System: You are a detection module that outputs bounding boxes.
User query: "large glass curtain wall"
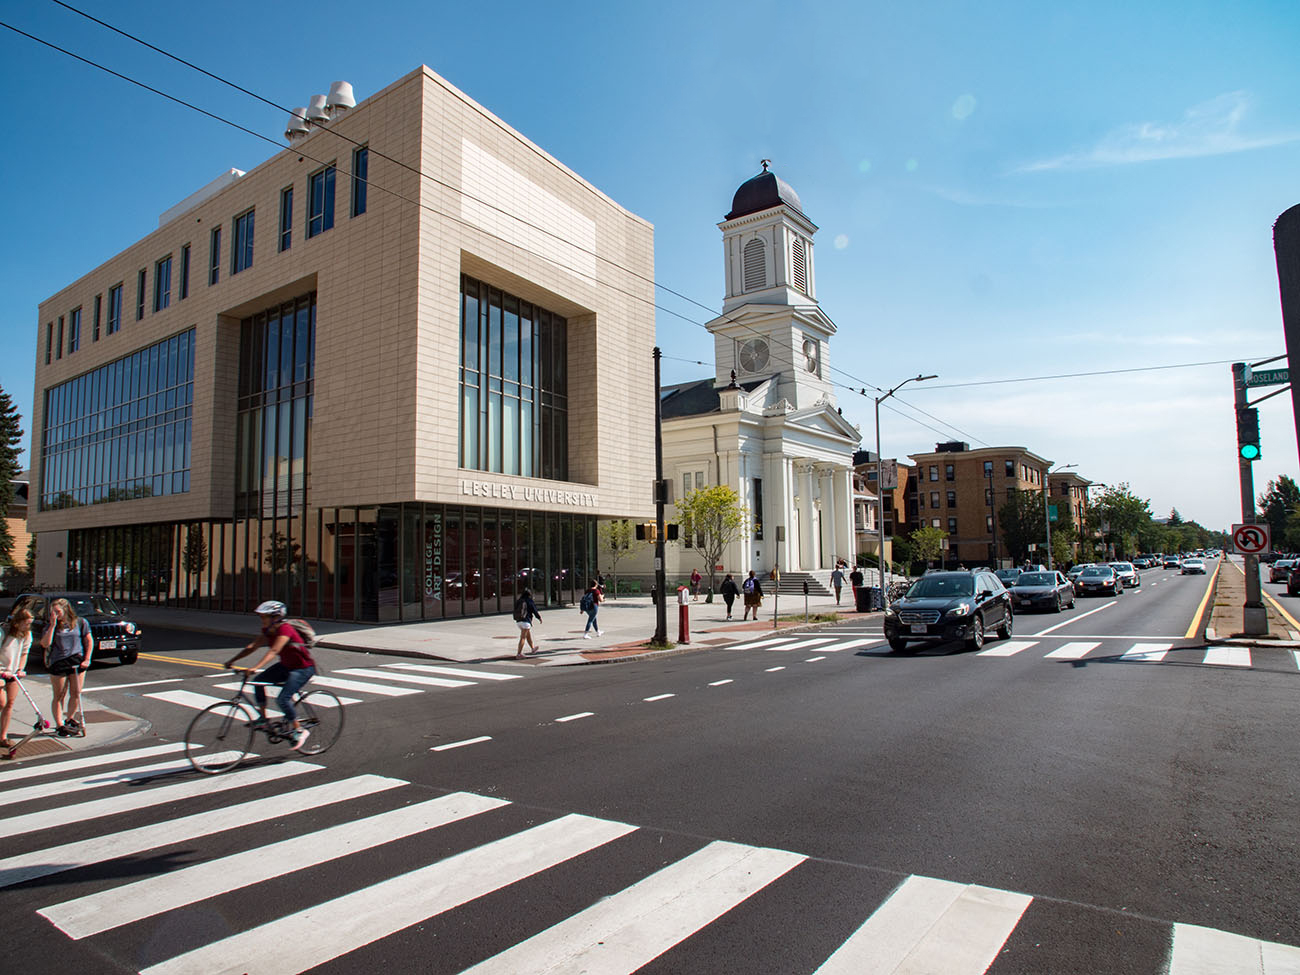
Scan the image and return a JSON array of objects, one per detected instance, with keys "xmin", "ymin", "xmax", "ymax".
[
  {"xmin": 460, "ymin": 275, "xmax": 569, "ymax": 480},
  {"xmin": 67, "ymin": 504, "xmax": 597, "ymax": 622},
  {"xmin": 40, "ymin": 329, "xmax": 195, "ymax": 509}
]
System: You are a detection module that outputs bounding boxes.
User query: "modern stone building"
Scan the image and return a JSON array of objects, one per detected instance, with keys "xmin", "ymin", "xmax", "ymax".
[{"xmin": 30, "ymin": 66, "xmax": 655, "ymax": 621}]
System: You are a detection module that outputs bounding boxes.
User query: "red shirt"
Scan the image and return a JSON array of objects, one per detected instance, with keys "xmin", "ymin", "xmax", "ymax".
[{"xmin": 265, "ymin": 622, "xmax": 315, "ymax": 670}]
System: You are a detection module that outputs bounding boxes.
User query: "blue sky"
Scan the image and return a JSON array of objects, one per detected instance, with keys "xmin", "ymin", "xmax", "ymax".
[{"xmin": 3, "ymin": 0, "xmax": 1299, "ymax": 530}]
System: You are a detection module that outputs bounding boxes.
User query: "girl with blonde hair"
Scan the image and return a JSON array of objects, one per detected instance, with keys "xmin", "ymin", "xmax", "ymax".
[
  {"xmin": 39, "ymin": 597, "xmax": 93, "ymax": 735},
  {"xmin": 0, "ymin": 607, "xmax": 33, "ymax": 749}
]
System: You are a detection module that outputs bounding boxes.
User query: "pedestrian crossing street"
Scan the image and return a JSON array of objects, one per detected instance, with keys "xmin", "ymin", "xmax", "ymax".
[
  {"xmin": 729, "ymin": 632, "xmax": 1300, "ymax": 669},
  {"xmin": 3, "ymin": 743, "xmax": 1297, "ymax": 974},
  {"xmin": 135, "ymin": 662, "xmax": 523, "ymax": 719}
]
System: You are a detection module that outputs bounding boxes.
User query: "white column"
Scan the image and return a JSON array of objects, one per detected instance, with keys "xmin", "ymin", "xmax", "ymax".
[
  {"xmin": 822, "ymin": 467, "xmax": 837, "ymax": 569},
  {"xmin": 800, "ymin": 463, "xmax": 816, "ymax": 570},
  {"xmin": 839, "ymin": 468, "xmax": 855, "ymax": 563}
]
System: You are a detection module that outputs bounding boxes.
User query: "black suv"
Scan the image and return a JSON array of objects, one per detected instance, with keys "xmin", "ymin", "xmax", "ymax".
[
  {"xmin": 8, "ymin": 592, "xmax": 143, "ymax": 665},
  {"xmin": 883, "ymin": 569, "xmax": 1014, "ymax": 652}
]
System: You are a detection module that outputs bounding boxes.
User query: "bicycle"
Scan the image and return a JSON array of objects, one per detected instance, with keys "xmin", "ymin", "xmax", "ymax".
[{"xmin": 184, "ymin": 668, "xmax": 344, "ymax": 773}]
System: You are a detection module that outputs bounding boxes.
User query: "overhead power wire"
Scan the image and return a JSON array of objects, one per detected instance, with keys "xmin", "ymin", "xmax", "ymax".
[
  {"xmin": 911, "ymin": 358, "xmax": 1268, "ymax": 390},
  {"xmin": 18, "ymin": 6, "xmax": 983, "ymax": 442}
]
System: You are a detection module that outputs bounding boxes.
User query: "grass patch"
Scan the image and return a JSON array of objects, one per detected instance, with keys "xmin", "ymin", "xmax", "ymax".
[
  {"xmin": 646, "ymin": 640, "xmax": 677, "ymax": 651},
  {"xmin": 777, "ymin": 613, "xmax": 842, "ymax": 624}
]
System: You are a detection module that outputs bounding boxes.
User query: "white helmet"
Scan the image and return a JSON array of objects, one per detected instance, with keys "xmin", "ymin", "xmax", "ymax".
[{"xmin": 254, "ymin": 600, "xmax": 287, "ymax": 618}]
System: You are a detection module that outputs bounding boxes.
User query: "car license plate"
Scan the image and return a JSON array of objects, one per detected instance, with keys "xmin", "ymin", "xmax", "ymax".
[
  {"xmin": 910, "ymin": 623, "xmax": 928, "ymax": 634},
  {"xmin": 1018, "ymin": 598, "xmax": 1032, "ymax": 606},
  {"xmin": 99, "ymin": 639, "xmax": 116, "ymax": 650}
]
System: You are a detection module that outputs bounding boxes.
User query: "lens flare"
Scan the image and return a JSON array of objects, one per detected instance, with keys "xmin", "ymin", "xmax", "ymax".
[{"xmin": 952, "ymin": 94, "xmax": 977, "ymax": 120}]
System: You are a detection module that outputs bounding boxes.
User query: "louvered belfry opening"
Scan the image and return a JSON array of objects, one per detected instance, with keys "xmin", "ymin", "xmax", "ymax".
[
  {"xmin": 743, "ymin": 238, "xmax": 766, "ymax": 292},
  {"xmin": 792, "ymin": 237, "xmax": 807, "ymax": 293}
]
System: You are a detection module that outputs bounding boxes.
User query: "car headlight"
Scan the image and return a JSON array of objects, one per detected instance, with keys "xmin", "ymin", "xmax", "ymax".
[
  {"xmin": 884, "ymin": 604, "xmax": 898, "ymax": 618},
  {"xmin": 124, "ymin": 622, "xmax": 137, "ymax": 634},
  {"xmin": 946, "ymin": 602, "xmax": 972, "ymax": 618}
]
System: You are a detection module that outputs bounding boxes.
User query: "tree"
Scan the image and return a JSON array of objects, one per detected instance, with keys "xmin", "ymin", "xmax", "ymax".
[
  {"xmin": 182, "ymin": 523, "xmax": 208, "ymax": 594},
  {"xmin": 910, "ymin": 525, "xmax": 946, "ymax": 570},
  {"xmin": 597, "ymin": 519, "xmax": 645, "ymax": 598},
  {"xmin": 1167, "ymin": 508, "xmax": 1184, "ymax": 526},
  {"xmin": 1087, "ymin": 483, "xmax": 1152, "ymax": 558},
  {"xmin": 1258, "ymin": 476, "xmax": 1300, "ymax": 543},
  {"xmin": 0, "ymin": 387, "xmax": 23, "ymax": 566},
  {"xmin": 675, "ymin": 485, "xmax": 747, "ymax": 594},
  {"xmin": 997, "ymin": 489, "xmax": 1047, "ymax": 563}
]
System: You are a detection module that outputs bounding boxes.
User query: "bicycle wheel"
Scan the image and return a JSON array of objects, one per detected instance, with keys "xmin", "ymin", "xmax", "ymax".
[
  {"xmin": 185, "ymin": 701, "xmax": 256, "ymax": 773},
  {"xmin": 294, "ymin": 690, "xmax": 344, "ymax": 756}
]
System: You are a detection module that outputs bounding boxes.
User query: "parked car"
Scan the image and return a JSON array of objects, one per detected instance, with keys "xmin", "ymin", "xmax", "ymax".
[
  {"xmin": 6, "ymin": 592, "xmax": 142, "ymax": 665},
  {"xmin": 1010, "ymin": 571, "xmax": 1076, "ymax": 613},
  {"xmin": 1269, "ymin": 558, "xmax": 1296, "ymax": 583},
  {"xmin": 1180, "ymin": 558, "xmax": 1207, "ymax": 575},
  {"xmin": 1163, "ymin": 556, "xmax": 1181, "ymax": 569},
  {"xmin": 883, "ymin": 570, "xmax": 1014, "ymax": 653},
  {"xmin": 1287, "ymin": 566, "xmax": 1300, "ymax": 596},
  {"xmin": 1075, "ymin": 565, "xmax": 1124, "ymax": 596},
  {"xmin": 1109, "ymin": 561, "xmax": 1141, "ymax": 588}
]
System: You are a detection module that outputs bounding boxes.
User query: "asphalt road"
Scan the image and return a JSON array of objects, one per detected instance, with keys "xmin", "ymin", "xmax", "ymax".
[{"xmin": 4, "ymin": 558, "xmax": 1298, "ymax": 974}]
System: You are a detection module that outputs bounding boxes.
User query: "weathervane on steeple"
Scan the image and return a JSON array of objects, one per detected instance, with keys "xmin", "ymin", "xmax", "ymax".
[{"xmin": 760, "ymin": 159, "xmax": 771, "ymax": 172}]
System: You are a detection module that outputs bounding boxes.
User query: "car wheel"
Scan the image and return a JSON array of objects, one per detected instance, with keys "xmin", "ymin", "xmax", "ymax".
[
  {"xmin": 118, "ymin": 651, "xmax": 138, "ymax": 665},
  {"xmin": 997, "ymin": 610, "xmax": 1013, "ymax": 640},
  {"xmin": 965, "ymin": 614, "xmax": 985, "ymax": 651},
  {"xmin": 888, "ymin": 637, "xmax": 911, "ymax": 653},
  {"xmin": 1053, "ymin": 595, "xmax": 1062, "ymax": 613}
]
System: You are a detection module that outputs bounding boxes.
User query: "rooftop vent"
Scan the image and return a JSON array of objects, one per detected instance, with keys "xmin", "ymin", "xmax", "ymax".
[
  {"xmin": 326, "ymin": 81, "xmax": 356, "ymax": 114},
  {"xmin": 285, "ymin": 107, "xmax": 310, "ymax": 143},
  {"xmin": 305, "ymin": 94, "xmax": 330, "ymax": 123}
]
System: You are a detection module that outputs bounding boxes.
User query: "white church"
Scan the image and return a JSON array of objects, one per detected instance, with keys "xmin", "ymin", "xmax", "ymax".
[{"xmin": 631, "ymin": 164, "xmax": 863, "ymax": 589}]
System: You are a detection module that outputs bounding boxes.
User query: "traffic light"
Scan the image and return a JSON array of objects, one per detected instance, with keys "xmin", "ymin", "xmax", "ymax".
[{"xmin": 1237, "ymin": 406, "xmax": 1261, "ymax": 461}]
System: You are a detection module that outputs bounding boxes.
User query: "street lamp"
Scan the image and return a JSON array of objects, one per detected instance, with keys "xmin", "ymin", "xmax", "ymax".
[
  {"xmin": 876, "ymin": 374, "xmax": 937, "ymax": 601},
  {"xmin": 1043, "ymin": 463, "xmax": 1077, "ymax": 570}
]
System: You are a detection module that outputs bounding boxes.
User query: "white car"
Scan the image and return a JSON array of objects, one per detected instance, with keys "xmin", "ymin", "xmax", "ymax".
[{"xmin": 1181, "ymin": 558, "xmax": 1206, "ymax": 575}]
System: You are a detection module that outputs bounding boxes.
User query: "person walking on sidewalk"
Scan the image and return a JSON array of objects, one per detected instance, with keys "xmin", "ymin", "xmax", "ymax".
[
  {"xmin": 741, "ymin": 570, "xmax": 763, "ymax": 621},
  {"xmin": 690, "ymin": 568, "xmax": 702, "ymax": 601},
  {"xmin": 0, "ymin": 608, "xmax": 33, "ymax": 749},
  {"xmin": 224, "ymin": 601, "xmax": 317, "ymax": 751},
  {"xmin": 830, "ymin": 564, "xmax": 846, "ymax": 606},
  {"xmin": 40, "ymin": 598, "xmax": 93, "ymax": 737},
  {"xmin": 581, "ymin": 579, "xmax": 603, "ymax": 638},
  {"xmin": 719, "ymin": 573, "xmax": 740, "ymax": 620},
  {"xmin": 514, "ymin": 587, "xmax": 542, "ymax": 657}
]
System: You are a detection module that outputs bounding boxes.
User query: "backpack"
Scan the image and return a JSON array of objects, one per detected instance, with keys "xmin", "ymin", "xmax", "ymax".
[
  {"xmin": 743, "ymin": 578, "xmax": 755, "ymax": 594},
  {"xmin": 579, "ymin": 591, "xmax": 595, "ymax": 613},
  {"xmin": 513, "ymin": 597, "xmax": 527, "ymax": 622},
  {"xmin": 283, "ymin": 618, "xmax": 319, "ymax": 651}
]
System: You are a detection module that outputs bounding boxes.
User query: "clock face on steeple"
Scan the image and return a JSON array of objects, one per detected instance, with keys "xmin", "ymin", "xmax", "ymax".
[{"xmin": 738, "ymin": 338, "xmax": 770, "ymax": 373}]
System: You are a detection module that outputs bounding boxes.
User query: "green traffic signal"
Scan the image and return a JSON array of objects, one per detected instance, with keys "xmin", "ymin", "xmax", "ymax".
[
  {"xmin": 1240, "ymin": 443, "xmax": 1261, "ymax": 461},
  {"xmin": 1237, "ymin": 406, "xmax": 1260, "ymax": 461}
]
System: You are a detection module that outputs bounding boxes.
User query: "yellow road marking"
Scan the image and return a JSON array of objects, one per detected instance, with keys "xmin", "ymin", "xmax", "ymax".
[
  {"xmin": 1263, "ymin": 591, "xmax": 1300, "ymax": 632},
  {"xmin": 138, "ymin": 652, "xmax": 226, "ymax": 670},
  {"xmin": 1185, "ymin": 560, "xmax": 1222, "ymax": 640}
]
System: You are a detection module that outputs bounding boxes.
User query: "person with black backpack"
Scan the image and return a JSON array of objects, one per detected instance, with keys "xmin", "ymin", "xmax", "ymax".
[
  {"xmin": 580, "ymin": 579, "xmax": 603, "ymax": 639},
  {"xmin": 224, "ymin": 600, "xmax": 317, "ymax": 751},
  {"xmin": 513, "ymin": 588, "xmax": 542, "ymax": 658}
]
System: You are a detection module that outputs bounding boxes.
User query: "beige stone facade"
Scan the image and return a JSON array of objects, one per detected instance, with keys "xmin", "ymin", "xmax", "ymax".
[{"xmin": 30, "ymin": 66, "xmax": 654, "ymax": 617}]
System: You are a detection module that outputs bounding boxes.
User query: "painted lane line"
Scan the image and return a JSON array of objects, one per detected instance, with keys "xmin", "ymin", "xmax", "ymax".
[
  {"xmin": 761, "ymin": 637, "xmax": 845, "ymax": 652},
  {"xmin": 1025, "ymin": 599, "xmax": 1114, "ymax": 637},
  {"xmin": 555, "ymin": 712, "xmax": 594, "ymax": 723},
  {"xmin": 812, "ymin": 874, "xmax": 1032, "ymax": 975},
  {"xmin": 764, "ymin": 666, "xmax": 785, "ymax": 672},
  {"xmin": 1203, "ymin": 647, "xmax": 1251, "ymax": 667},
  {"xmin": 459, "ymin": 840, "xmax": 806, "ymax": 975},
  {"xmin": 383, "ymin": 663, "xmax": 521, "ymax": 681},
  {"xmin": 1169, "ymin": 921, "xmax": 1300, "ymax": 974},
  {"xmin": 0, "ymin": 742, "xmax": 186, "ymax": 784},
  {"xmin": 88, "ymin": 677, "xmax": 186, "ymax": 693},
  {"xmin": 42, "ymin": 791, "xmax": 509, "ymax": 939},
  {"xmin": 140, "ymin": 814, "xmax": 637, "ymax": 975},
  {"xmin": 1044, "ymin": 642, "xmax": 1100, "ymax": 660},
  {"xmin": 727, "ymin": 637, "xmax": 804, "ymax": 651},
  {"xmin": 0, "ymin": 761, "xmax": 320, "ymax": 839},
  {"xmin": 0, "ymin": 755, "xmax": 208, "ymax": 809},
  {"xmin": 431, "ymin": 736, "xmax": 492, "ymax": 751},
  {"xmin": 1292, "ymin": 651, "xmax": 1300, "ymax": 671},
  {"xmin": 804, "ymin": 656, "xmax": 826, "ymax": 662},
  {"xmin": 1290, "ymin": 629, "xmax": 1300, "ymax": 641},
  {"xmin": 336, "ymin": 667, "xmax": 473, "ymax": 689},
  {"xmin": 976, "ymin": 640, "xmax": 1037, "ymax": 658},
  {"xmin": 643, "ymin": 693, "xmax": 675, "ymax": 702},
  {"xmin": 708, "ymin": 679, "xmax": 733, "ymax": 686},
  {"xmin": 0, "ymin": 774, "xmax": 404, "ymax": 889},
  {"xmin": 205, "ymin": 687, "xmax": 361, "ymax": 708},
  {"xmin": 1120, "ymin": 642, "xmax": 1171, "ymax": 663}
]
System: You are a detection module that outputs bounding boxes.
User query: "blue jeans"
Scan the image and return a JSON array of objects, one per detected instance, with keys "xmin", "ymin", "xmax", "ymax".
[
  {"xmin": 254, "ymin": 663, "xmax": 315, "ymax": 723},
  {"xmin": 584, "ymin": 608, "xmax": 599, "ymax": 632}
]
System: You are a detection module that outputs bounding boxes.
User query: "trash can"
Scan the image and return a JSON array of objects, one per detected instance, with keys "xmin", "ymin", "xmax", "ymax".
[{"xmin": 853, "ymin": 586, "xmax": 874, "ymax": 613}]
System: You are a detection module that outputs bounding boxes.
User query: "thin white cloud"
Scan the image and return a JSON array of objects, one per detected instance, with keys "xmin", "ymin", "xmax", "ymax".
[
  {"xmin": 1016, "ymin": 91, "xmax": 1299, "ymax": 173},
  {"xmin": 921, "ymin": 184, "xmax": 1063, "ymax": 208}
]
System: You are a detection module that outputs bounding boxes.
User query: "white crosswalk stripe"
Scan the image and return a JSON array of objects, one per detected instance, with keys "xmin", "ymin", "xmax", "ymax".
[
  {"xmin": 1121, "ymin": 643, "xmax": 1172, "ymax": 662},
  {"xmin": 0, "ymin": 741, "xmax": 187, "ymax": 784},
  {"xmin": 1203, "ymin": 647, "xmax": 1252, "ymax": 667},
  {"xmin": 382, "ymin": 663, "xmax": 523, "ymax": 681},
  {"xmin": 1045, "ymin": 641, "xmax": 1100, "ymax": 659},
  {"xmin": 335, "ymin": 666, "xmax": 474, "ymax": 688},
  {"xmin": 4, "ymin": 747, "xmax": 1297, "ymax": 974},
  {"xmin": 977, "ymin": 639, "xmax": 1038, "ymax": 657}
]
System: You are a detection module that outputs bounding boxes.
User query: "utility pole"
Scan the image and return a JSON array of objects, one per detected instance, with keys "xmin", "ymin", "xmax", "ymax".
[
  {"xmin": 1232, "ymin": 362, "xmax": 1268, "ymax": 636},
  {"xmin": 652, "ymin": 348, "xmax": 668, "ymax": 644}
]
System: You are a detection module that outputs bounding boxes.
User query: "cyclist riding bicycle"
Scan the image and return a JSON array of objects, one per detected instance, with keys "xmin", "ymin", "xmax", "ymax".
[{"xmin": 224, "ymin": 601, "xmax": 316, "ymax": 751}]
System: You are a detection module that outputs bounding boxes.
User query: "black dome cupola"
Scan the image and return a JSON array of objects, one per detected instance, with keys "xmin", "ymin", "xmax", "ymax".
[{"xmin": 725, "ymin": 160, "xmax": 804, "ymax": 220}]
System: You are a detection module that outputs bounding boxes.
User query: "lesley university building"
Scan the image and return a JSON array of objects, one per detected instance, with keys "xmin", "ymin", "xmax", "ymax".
[{"xmin": 31, "ymin": 66, "xmax": 655, "ymax": 621}]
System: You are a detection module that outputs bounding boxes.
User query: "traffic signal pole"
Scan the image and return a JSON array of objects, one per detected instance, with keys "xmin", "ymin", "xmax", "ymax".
[{"xmin": 1232, "ymin": 362, "xmax": 1268, "ymax": 636}]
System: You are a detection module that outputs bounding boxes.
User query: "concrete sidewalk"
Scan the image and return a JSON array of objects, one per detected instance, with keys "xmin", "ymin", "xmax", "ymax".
[
  {"xmin": 1206, "ymin": 556, "xmax": 1300, "ymax": 648},
  {"xmin": 2, "ymin": 675, "xmax": 150, "ymax": 763},
  {"xmin": 127, "ymin": 590, "xmax": 879, "ymax": 666}
]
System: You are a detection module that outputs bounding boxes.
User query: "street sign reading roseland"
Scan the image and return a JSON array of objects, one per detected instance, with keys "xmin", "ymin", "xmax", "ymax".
[{"xmin": 1244, "ymin": 366, "xmax": 1290, "ymax": 387}]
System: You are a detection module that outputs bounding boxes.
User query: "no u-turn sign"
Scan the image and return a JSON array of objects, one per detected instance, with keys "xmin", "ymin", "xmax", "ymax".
[{"xmin": 1231, "ymin": 523, "xmax": 1271, "ymax": 555}]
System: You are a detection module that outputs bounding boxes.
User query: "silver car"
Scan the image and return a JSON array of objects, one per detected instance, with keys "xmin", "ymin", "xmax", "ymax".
[{"xmin": 1109, "ymin": 561, "xmax": 1141, "ymax": 588}]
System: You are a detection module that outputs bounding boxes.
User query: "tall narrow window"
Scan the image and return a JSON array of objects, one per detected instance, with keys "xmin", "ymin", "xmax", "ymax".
[
  {"xmin": 154, "ymin": 255, "xmax": 172, "ymax": 311},
  {"xmin": 68, "ymin": 307, "xmax": 81, "ymax": 353},
  {"xmin": 107, "ymin": 283, "xmax": 122, "ymax": 334},
  {"xmin": 743, "ymin": 238, "xmax": 766, "ymax": 291},
  {"xmin": 307, "ymin": 164, "xmax": 335, "ymax": 238},
  {"xmin": 351, "ymin": 146, "xmax": 368, "ymax": 217},
  {"xmin": 56, "ymin": 317, "xmax": 64, "ymax": 359},
  {"xmin": 232, "ymin": 209, "xmax": 254, "ymax": 274},
  {"xmin": 209, "ymin": 227, "xmax": 221, "ymax": 285},
  {"xmin": 92, "ymin": 294, "xmax": 102, "ymax": 342},
  {"xmin": 279, "ymin": 186, "xmax": 293, "ymax": 252},
  {"xmin": 179, "ymin": 244, "xmax": 190, "ymax": 299},
  {"xmin": 792, "ymin": 237, "xmax": 807, "ymax": 293},
  {"xmin": 136, "ymin": 268, "xmax": 146, "ymax": 320},
  {"xmin": 752, "ymin": 477, "xmax": 764, "ymax": 539},
  {"xmin": 45, "ymin": 322, "xmax": 52, "ymax": 364}
]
